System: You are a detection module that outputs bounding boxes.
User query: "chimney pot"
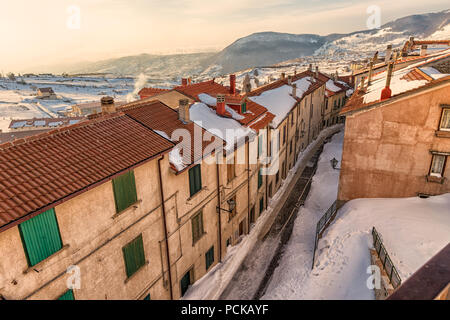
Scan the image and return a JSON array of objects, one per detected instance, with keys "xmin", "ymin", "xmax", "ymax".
[
  {"xmin": 230, "ymin": 74, "xmax": 236, "ymax": 95},
  {"xmin": 287, "ymin": 75, "xmax": 292, "ymax": 85},
  {"xmin": 281, "ymin": 72, "xmax": 286, "ymax": 80},
  {"xmin": 178, "ymin": 99, "xmax": 190, "ymax": 123},
  {"xmin": 182, "ymin": 78, "xmax": 188, "ymax": 86},
  {"xmin": 216, "ymin": 94, "xmax": 226, "ymax": 116},
  {"xmin": 315, "ymin": 66, "xmax": 319, "ymax": 78},
  {"xmin": 101, "ymin": 96, "xmax": 116, "ymax": 114},
  {"xmin": 308, "ymin": 64, "xmax": 313, "ymax": 71},
  {"xmin": 420, "ymin": 45, "xmax": 428, "ymax": 56},
  {"xmin": 292, "ymin": 83, "xmax": 297, "ymax": 97},
  {"xmin": 385, "ymin": 44, "xmax": 393, "ymax": 63}
]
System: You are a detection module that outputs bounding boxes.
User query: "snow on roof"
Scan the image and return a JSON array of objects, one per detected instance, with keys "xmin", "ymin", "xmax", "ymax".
[
  {"xmin": 189, "ymin": 102, "xmax": 255, "ymax": 152},
  {"xmin": 248, "ymin": 77, "xmax": 313, "ymax": 128},
  {"xmin": 326, "ymin": 79, "xmax": 342, "ymax": 93},
  {"xmin": 198, "ymin": 93, "xmax": 245, "ymax": 121},
  {"xmin": 419, "ymin": 66, "xmax": 449, "ymax": 80}
]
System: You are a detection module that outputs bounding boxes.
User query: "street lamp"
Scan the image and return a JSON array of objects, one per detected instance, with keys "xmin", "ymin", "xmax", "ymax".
[
  {"xmin": 217, "ymin": 199, "xmax": 236, "ymax": 213},
  {"xmin": 331, "ymin": 158, "xmax": 340, "ymax": 170}
]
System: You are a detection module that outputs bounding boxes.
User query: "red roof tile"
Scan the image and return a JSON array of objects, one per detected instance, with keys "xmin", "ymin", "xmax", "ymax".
[
  {"xmin": 138, "ymin": 87, "xmax": 170, "ymax": 99},
  {"xmin": 174, "ymin": 80, "xmax": 236, "ymax": 100},
  {"xmin": 0, "ymin": 114, "xmax": 174, "ymax": 232},
  {"xmin": 120, "ymin": 100, "xmax": 224, "ymax": 172}
]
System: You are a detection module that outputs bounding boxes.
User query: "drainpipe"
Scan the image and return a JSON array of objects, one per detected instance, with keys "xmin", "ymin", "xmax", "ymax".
[
  {"xmin": 265, "ymin": 127, "xmax": 269, "ymax": 209},
  {"xmin": 294, "ymin": 103, "xmax": 298, "ymax": 163},
  {"xmin": 247, "ymin": 140, "xmax": 251, "ymax": 232},
  {"xmin": 157, "ymin": 156, "xmax": 174, "ymax": 300},
  {"xmin": 285, "ymin": 120, "xmax": 289, "ymax": 178},
  {"xmin": 216, "ymin": 160, "xmax": 223, "ymax": 263}
]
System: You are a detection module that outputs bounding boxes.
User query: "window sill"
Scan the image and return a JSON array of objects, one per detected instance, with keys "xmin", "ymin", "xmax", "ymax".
[
  {"xmin": 124, "ymin": 261, "xmax": 149, "ymax": 284},
  {"xmin": 23, "ymin": 244, "xmax": 70, "ymax": 274},
  {"xmin": 426, "ymin": 175, "xmax": 445, "ymax": 184},
  {"xmin": 187, "ymin": 187, "xmax": 207, "ymax": 201},
  {"xmin": 112, "ymin": 200, "xmax": 142, "ymax": 219},
  {"xmin": 435, "ymin": 130, "xmax": 450, "ymax": 138}
]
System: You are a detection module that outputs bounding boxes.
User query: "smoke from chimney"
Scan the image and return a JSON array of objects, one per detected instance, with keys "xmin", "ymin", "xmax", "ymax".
[{"xmin": 126, "ymin": 73, "xmax": 148, "ymax": 103}]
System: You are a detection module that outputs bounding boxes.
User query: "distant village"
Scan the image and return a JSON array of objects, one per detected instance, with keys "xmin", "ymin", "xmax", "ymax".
[{"xmin": 0, "ymin": 37, "xmax": 449, "ymax": 301}]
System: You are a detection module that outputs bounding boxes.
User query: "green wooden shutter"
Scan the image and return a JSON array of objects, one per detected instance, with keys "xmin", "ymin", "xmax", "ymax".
[
  {"xmin": 113, "ymin": 171, "xmax": 138, "ymax": 213},
  {"xmin": 258, "ymin": 135, "xmax": 263, "ymax": 158},
  {"xmin": 189, "ymin": 165, "xmax": 202, "ymax": 197},
  {"xmin": 122, "ymin": 235, "xmax": 146, "ymax": 278},
  {"xmin": 58, "ymin": 290, "xmax": 75, "ymax": 301},
  {"xmin": 19, "ymin": 208, "xmax": 63, "ymax": 267},
  {"xmin": 205, "ymin": 246, "xmax": 215, "ymax": 270},
  {"xmin": 258, "ymin": 169, "xmax": 263, "ymax": 189}
]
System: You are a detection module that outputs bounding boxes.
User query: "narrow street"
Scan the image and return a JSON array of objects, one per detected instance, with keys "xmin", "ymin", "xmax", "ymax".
[{"xmin": 219, "ymin": 137, "xmax": 332, "ymax": 300}]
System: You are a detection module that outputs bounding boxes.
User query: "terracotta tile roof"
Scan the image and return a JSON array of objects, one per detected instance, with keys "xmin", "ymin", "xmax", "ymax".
[
  {"xmin": 120, "ymin": 100, "xmax": 224, "ymax": 172},
  {"xmin": 400, "ymin": 68, "xmax": 430, "ymax": 82},
  {"xmin": 174, "ymin": 80, "xmax": 236, "ymax": 100},
  {"xmin": 138, "ymin": 87, "xmax": 170, "ymax": 99},
  {"xmin": 0, "ymin": 114, "xmax": 174, "ymax": 232}
]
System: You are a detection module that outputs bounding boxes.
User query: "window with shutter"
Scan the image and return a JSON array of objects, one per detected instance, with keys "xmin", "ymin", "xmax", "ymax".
[
  {"xmin": 205, "ymin": 246, "xmax": 215, "ymax": 271},
  {"xmin": 440, "ymin": 108, "xmax": 450, "ymax": 131},
  {"xmin": 122, "ymin": 234, "xmax": 146, "ymax": 278},
  {"xmin": 189, "ymin": 165, "xmax": 202, "ymax": 197},
  {"xmin": 260, "ymin": 197, "xmax": 264, "ymax": 214},
  {"xmin": 19, "ymin": 208, "xmax": 63, "ymax": 267},
  {"xmin": 258, "ymin": 135, "xmax": 263, "ymax": 159},
  {"xmin": 112, "ymin": 171, "xmax": 138, "ymax": 213},
  {"xmin": 430, "ymin": 154, "xmax": 446, "ymax": 178},
  {"xmin": 192, "ymin": 212, "xmax": 204, "ymax": 244},
  {"xmin": 258, "ymin": 169, "xmax": 263, "ymax": 189},
  {"xmin": 58, "ymin": 290, "xmax": 75, "ymax": 300}
]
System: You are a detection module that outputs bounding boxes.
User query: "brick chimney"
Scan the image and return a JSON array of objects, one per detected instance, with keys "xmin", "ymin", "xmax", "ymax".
[
  {"xmin": 308, "ymin": 64, "xmax": 313, "ymax": 71},
  {"xmin": 385, "ymin": 44, "xmax": 392, "ymax": 63},
  {"xmin": 101, "ymin": 96, "xmax": 116, "ymax": 114},
  {"xmin": 230, "ymin": 74, "xmax": 236, "ymax": 95},
  {"xmin": 420, "ymin": 45, "xmax": 428, "ymax": 56},
  {"xmin": 287, "ymin": 75, "xmax": 292, "ymax": 85},
  {"xmin": 178, "ymin": 99, "xmax": 190, "ymax": 123},
  {"xmin": 216, "ymin": 94, "xmax": 226, "ymax": 116},
  {"xmin": 380, "ymin": 63, "xmax": 394, "ymax": 101},
  {"xmin": 281, "ymin": 72, "xmax": 286, "ymax": 80},
  {"xmin": 360, "ymin": 76, "xmax": 366, "ymax": 90},
  {"xmin": 182, "ymin": 78, "xmax": 188, "ymax": 86}
]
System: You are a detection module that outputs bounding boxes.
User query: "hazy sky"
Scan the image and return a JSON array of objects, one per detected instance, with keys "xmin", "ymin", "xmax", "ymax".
[{"xmin": 1, "ymin": 0, "xmax": 449, "ymax": 72}]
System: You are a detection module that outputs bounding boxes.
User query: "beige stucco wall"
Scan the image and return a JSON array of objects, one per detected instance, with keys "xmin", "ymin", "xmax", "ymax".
[
  {"xmin": 0, "ymin": 158, "xmax": 170, "ymax": 300},
  {"xmin": 338, "ymin": 84, "xmax": 450, "ymax": 201}
]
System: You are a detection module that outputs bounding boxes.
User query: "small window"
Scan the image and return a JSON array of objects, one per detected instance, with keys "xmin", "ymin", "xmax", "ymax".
[
  {"xmin": 258, "ymin": 169, "xmax": 263, "ymax": 189},
  {"xmin": 144, "ymin": 294, "xmax": 151, "ymax": 301},
  {"xmin": 226, "ymin": 238, "xmax": 232, "ymax": 247},
  {"xmin": 113, "ymin": 171, "xmax": 138, "ymax": 213},
  {"xmin": 192, "ymin": 211, "xmax": 205, "ymax": 244},
  {"xmin": 439, "ymin": 108, "xmax": 450, "ymax": 131},
  {"xmin": 189, "ymin": 165, "xmax": 202, "ymax": 197},
  {"xmin": 122, "ymin": 234, "xmax": 146, "ymax": 278},
  {"xmin": 205, "ymin": 246, "xmax": 215, "ymax": 271},
  {"xmin": 430, "ymin": 154, "xmax": 446, "ymax": 178},
  {"xmin": 180, "ymin": 269, "xmax": 193, "ymax": 297},
  {"xmin": 19, "ymin": 208, "xmax": 63, "ymax": 267},
  {"xmin": 58, "ymin": 290, "xmax": 75, "ymax": 301}
]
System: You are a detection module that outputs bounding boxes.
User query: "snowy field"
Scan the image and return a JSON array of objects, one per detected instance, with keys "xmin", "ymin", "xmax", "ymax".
[
  {"xmin": 262, "ymin": 132, "xmax": 450, "ymax": 300},
  {"xmin": 0, "ymin": 75, "xmax": 135, "ymax": 132}
]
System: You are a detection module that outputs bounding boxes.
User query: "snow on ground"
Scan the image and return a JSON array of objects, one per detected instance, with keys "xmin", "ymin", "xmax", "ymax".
[
  {"xmin": 262, "ymin": 131, "xmax": 450, "ymax": 300},
  {"xmin": 182, "ymin": 125, "xmax": 343, "ymax": 300},
  {"xmin": 0, "ymin": 76, "xmax": 134, "ymax": 132}
]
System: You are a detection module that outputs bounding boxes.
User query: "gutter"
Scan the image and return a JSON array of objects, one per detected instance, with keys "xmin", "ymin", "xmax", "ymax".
[{"xmin": 157, "ymin": 156, "xmax": 174, "ymax": 300}]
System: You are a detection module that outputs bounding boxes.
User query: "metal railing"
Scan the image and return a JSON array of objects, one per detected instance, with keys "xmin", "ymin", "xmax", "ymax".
[
  {"xmin": 311, "ymin": 200, "xmax": 338, "ymax": 269},
  {"xmin": 372, "ymin": 227, "xmax": 402, "ymax": 289}
]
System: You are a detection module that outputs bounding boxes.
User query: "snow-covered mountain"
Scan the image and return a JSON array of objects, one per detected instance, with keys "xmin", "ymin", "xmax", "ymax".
[
  {"xmin": 37, "ymin": 10, "xmax": 449, "ymax": 77},
  {"xmin": 316, "ymin": 10, "xmax": 449, "ymax": 56}
]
